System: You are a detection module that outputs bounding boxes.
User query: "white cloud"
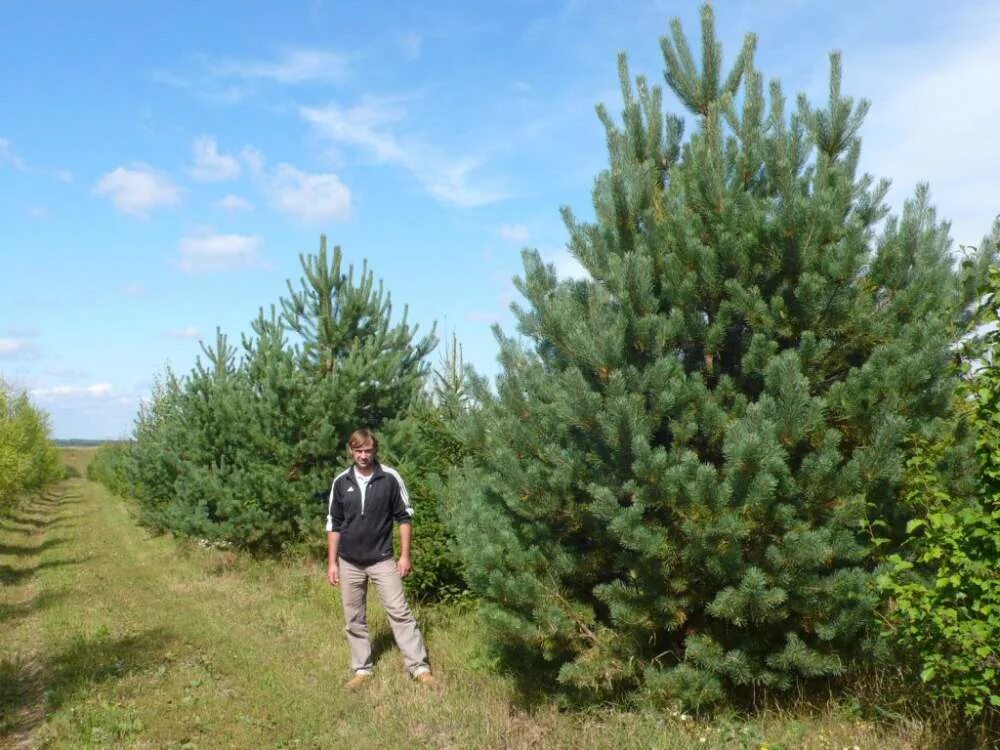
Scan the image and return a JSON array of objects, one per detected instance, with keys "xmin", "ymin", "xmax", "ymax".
[
  {"xmin": 189, "ymin": 135, "xmax": 241, "ymax": 182},
  {"xmin": 500, "ymin": 223, "xmax": 529, "ymax": 243},
  {"xmin": 302, "ymin": 98, "xmax": 407, "ymax": 160},
  {"xmin": 153, "ymin": 68, "xmax": 246, "ymax": 105},
  {"xmin": 229, "ymin": 142, "xmax": 347, "ymax": 224},
  {"xmin": 0, "ymin": 338, "xmax": 39, "ymax": 360},
  {"xmin": 422, "ymin": 157, "xmax": 502, "ymax": 208},
  {"xmin": 28, "ymin": 207, "xmax": 47, "ymax": 220},
  {"xmin": 0, "ymin": 139, "xmax": 71, "ymax": 183},
  {"xmin": 0, "ymin": 138, "xmax": 27, "ymax": 170},
  {"xmin": 543, "ymin": 248, "xmax": 588, "ymax": 281},
  {"xmin": 155, "ymin": 48, "xmax": 347, "ymax": 104},
  {"xmin": 163, "ymin": 326, "xmax": 201, "ymax": 339},
  {"xmin": 31, "ymin": 383, "xmax": 113, "ymax": 399},
  {"xmin": 94, "ymin": 163, "xmax": 182, "ymax": 217},
  {"xmin": 241, "ymin": 146, "xmax": 265, "ymax": 174},
  {"xmin": 120, "ymin": 284, "xmax": 145, "ymax": 297},
  {"xmin": 301, "ymin": 98, "xmax": 506, "ymax": 207},
  {"xmin": 178, "ymin": 229, "xmax": 266, "ymax": 273},
  {"xmin": 214, "ymin": 48, "xmax": 349, "ymax": 84},
  {"xmin": 215, "ymin": 194, "xmax": 253, "ymax": 212},
  {"xmin": 265, "ymin": 163, "xmax": 351, "ymax": 224}
]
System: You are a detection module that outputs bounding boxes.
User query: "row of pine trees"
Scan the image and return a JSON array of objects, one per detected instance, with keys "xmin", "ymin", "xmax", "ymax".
[{"xmin": 90, "ymin": 6, "xmax": 999, "ymax": 719}]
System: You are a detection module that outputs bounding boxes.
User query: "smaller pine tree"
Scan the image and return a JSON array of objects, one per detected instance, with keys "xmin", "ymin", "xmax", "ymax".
[
  {"xmin": 128, "ymin": 237, "xmax": 436, "ymax": 552},
  {"xmin": 387, "ymin": 333, "xmax": 481, "ymax": 601}
]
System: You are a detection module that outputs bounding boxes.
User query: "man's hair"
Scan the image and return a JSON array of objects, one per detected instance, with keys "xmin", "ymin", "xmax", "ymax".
[{"xmin": 347, "ymin": 428, "xmax": 378, "ymax": 453}]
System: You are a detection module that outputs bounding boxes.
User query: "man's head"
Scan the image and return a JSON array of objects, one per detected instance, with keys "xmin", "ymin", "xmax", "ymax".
[{"xmin": 347, "ymin": 428, "xmax": 378, "ymax": 473}]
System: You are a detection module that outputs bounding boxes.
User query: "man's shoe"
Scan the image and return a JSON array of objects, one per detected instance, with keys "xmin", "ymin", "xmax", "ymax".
[
  {"xmin": 345, "ymin": 671, "xmax": 371, "ymax": 690},
  {"xmin": 415, "ymin": 670, "xmax": 436, "ymax": 687}
]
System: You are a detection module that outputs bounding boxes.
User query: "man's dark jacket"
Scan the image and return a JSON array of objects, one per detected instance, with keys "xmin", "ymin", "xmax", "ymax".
[{"xmin": 326, "ymin": 463, "xmax": 412, "ymax": 566}]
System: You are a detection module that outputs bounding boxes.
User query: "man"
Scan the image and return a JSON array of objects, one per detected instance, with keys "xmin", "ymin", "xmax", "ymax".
[{"xmin": 326, "ymin": 428, "xmax": 435, "ymax": 689}]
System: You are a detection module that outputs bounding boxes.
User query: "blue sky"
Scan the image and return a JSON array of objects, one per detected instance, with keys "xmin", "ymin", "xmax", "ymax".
[{"xmin": 2, "ymin": 1, "xmax": 999, "ymax": 439}]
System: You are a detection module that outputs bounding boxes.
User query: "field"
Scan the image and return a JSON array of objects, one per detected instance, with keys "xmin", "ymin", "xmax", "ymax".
[{"xmin": 0, "ymin": 449, "xmax": 939, "ymax": 748}]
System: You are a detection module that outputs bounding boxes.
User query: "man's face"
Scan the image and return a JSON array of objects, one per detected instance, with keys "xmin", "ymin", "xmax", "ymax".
[{"xmin": 351, "ymin": 439, "xmax": 376, "ymax": 470}]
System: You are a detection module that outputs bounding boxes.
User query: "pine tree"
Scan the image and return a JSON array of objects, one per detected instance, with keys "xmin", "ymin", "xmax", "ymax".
[
  {"xmin": 447, "ymin": 5, "xmax": 988, "ymax": 709},
  {"xmin": 387, "ymin": 333, "xmax": 481, "ymax": 601},
  {"xmin": 281, "ymin": 236, "xmax": 436, "ymax": 492},
  {"xmin": 128, "ymin": 237, "xmax": 436, "ymax": 552},
  {"xmin": 130, "ymin": 367, "xmax": 186, "ymax": 527}
]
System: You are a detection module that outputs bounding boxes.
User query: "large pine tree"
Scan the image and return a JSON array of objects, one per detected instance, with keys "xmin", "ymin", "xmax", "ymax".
[{"xmin": 447, "ymin": 6, "xmax": 988, "ymax": 708}]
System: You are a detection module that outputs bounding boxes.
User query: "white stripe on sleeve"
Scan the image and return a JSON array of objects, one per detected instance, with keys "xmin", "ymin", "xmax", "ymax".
[{"xmin": 382, "ymin": 465, "xmax": 413, "ymax": 517}]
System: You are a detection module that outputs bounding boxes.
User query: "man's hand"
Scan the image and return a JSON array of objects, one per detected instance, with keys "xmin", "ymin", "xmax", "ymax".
[
  {"xmin": 327, "ymin": 531, "xmax": 340, "ymax": 586},
  {"xmin": 397, "ymin": 555, "xmax": 412, "ymax": 579}
]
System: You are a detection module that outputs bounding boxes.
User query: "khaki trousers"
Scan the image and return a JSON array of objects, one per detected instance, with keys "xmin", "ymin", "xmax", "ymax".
[{"xmin": 338, "ymin": 557, "xmax": 429, "ymax": 676}]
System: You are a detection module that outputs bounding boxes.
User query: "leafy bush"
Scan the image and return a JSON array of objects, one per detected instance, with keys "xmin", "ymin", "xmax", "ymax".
[
  {"xmin": 87, "ymin": 442, "xmax": 134, "ymax": 497},
  {"xmin": 880, "ymin": 263, "xmax": 1000, "ymax": 721},
  {"xmin": 0, "ymin": 379, "xmax": 61, "ymax": 508}
]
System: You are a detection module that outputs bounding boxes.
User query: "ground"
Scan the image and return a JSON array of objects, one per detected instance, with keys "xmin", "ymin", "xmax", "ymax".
[{"xmin": 0, "ymin": 448, "xmax": 931, "ymax": 749}]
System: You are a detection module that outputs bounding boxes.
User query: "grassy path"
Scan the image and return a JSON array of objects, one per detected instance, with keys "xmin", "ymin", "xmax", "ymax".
[
  {"xmin": 0, "ymin": 450, "xmax": 926, "ymax": 749},
  {"xmin": 0, "ymin": 485, "xmax": 63, "ymax": 748}
]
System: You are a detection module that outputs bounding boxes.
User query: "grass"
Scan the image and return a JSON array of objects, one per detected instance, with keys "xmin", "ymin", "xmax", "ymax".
[{"xmin": 0, "ymin": 448, "xmax": 969, "ymax": 748}]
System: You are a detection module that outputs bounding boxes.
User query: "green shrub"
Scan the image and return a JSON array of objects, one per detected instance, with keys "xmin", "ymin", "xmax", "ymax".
[
  {"xmin": 87, "ymin": 442, "xmax": 134, "ymax": 497},
  {"xmin": 880, "ymin": 264, "xmax": 1000, "ymax": 722},
  {"xmin": 0, "ymin": 379, "xmax": 61, "ymax": 508}
]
